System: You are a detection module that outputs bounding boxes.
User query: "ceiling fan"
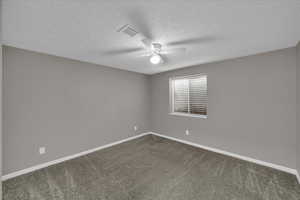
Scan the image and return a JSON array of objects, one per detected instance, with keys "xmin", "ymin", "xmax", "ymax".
[
  {"xmin": 102, "ymin": 20, "xmax": 216, "ymax": 65},
  {"xmin": 116, "ymin": 24, "xmax": 186, "ymax": 65}
]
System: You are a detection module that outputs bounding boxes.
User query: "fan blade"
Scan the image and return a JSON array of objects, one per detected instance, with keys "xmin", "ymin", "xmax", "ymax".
[
  {"xmin": 137, "ymin": 51, "xmax": 152, "ymax": 57},
  {"xmin": 126, "ymin": 9, "xmax": 155, "ymax": 49},
  {"xmin": 140, "ymin": 37, "xmax": 152, "ymax": 49},
  {"xmin": 127, "ymin": 9, "xmax": 153, "ymax": 40},
  {"xmin": 160, "ymin": 47, "xmax": 186, "ymax": 55},
  {"xmin": 167, "ymin": 36, "xmax": 216, "ymax": 46},
  {"xmin": 101, "ymin": 47, "xmax": 143, "ymax": 56}
]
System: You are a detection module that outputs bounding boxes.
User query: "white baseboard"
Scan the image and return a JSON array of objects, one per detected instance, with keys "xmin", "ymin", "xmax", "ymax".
[
  {"xmin": 149, "ymin": 132, "xmax": 299, "ymax": 179},
  {"xmin": 3, "ymin": 131, "xmax": 299, "ymax": 185},
  {"xmin": 296, "ymin": 171, "xmax": 300, "ymax": 184},
  {"xmin": 2, "ymin": 132, "xmax": 150, "ymax": 181}
]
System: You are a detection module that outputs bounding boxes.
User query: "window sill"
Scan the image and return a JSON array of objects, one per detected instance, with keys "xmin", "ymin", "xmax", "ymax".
[{"xmin": 169, "ymin": 112, "xmax": 207, "ymax": 119}]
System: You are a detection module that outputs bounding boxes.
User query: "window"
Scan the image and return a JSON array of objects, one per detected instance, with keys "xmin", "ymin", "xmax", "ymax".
[{"xmin": 170, "ymin": 74, "xmax": 207, "ymax": 118}]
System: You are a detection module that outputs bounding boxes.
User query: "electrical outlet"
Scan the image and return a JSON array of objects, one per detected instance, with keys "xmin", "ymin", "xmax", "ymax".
[
  {"xmin": 39, "ymin": 147, "xmax": 46, "ymax": 155},
  {"xmin": 134, "ymin": 126, "xmax": 138, "ymax": 131},
  {"xmin": 185, "ymin": 129, "xmax": 190, "ymax": 136}
]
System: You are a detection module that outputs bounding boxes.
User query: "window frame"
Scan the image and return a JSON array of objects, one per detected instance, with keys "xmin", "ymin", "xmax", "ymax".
[{"xmin": 169, "ymin": 74, "xmax": 208, "ymax": 119}]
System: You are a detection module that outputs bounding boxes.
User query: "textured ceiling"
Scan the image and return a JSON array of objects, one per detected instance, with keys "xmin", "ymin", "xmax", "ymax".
[{"xmin": 2, "ymin": 0, "xmax": 300, "ymax": 74}]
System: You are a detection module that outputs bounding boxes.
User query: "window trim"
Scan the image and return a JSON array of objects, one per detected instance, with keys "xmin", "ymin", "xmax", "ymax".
[
  {"xmin": 169, "ymin": 112, "xmax": 208, "ymax": 119},
  {"xmin": 169, "ymin": 74, "xmax": 208, "ymax": 119}
]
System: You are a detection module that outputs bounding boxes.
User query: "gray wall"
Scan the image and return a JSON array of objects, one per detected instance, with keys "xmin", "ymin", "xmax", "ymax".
[
  {"xmin": 0, "ymin": 0, "xmax": 3, "ymax": 197},
  {"xmin": 3, "ymin": 44, "xmax": 299, "ymax": 177},
  {"xmin": 297, "ymin": 42, "xmax": 300, "ymax": 174},
  {"xmin": 3, "ymin": 46, "xmax": 150, "ymax": 175},
  {"xmin": 150, "ymin": 48, "xmax": 297, "ymax": 169}
]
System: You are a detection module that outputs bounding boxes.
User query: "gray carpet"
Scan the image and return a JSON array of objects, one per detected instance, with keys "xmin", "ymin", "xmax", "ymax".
[{"xmin": 3, "ymin": 134, "xmax": 300, "ymax": 200}]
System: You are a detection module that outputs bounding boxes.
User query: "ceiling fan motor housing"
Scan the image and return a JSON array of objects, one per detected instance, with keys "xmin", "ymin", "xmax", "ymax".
[{"xmin": 151, "ymin": 43, "xmax": 162, "ymax": 53}]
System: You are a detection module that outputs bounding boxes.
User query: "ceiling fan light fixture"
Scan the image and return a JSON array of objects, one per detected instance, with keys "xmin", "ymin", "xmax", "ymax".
[{"xmin": 150, "ymin": 54, "xmax": 162, "ymax": 64}]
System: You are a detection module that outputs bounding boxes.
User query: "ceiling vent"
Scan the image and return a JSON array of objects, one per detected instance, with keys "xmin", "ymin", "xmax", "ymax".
[{"xmin": 117, "ymin": 24, "xmax": 139, "ymax": 37}]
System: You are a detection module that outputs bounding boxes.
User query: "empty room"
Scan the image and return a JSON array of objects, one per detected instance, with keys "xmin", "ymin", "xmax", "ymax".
[{"xmin": 1, "ymin": 0, "xmax": 300, "ymax": 199}]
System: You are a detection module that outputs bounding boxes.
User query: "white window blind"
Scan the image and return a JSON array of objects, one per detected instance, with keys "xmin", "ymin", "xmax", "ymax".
[{"xmin": 170, "ymin": 74, "xmax": 207, "ymax": 117}]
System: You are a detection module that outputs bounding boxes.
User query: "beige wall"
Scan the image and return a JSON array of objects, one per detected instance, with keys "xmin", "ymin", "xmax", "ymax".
[
  {"xmin": 3, "ymin": 46, "xmax": 150, "ymax": 175},
  {"xmin": 150, "ymin": 48, "xmax": 297, "ymax": 169}
]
